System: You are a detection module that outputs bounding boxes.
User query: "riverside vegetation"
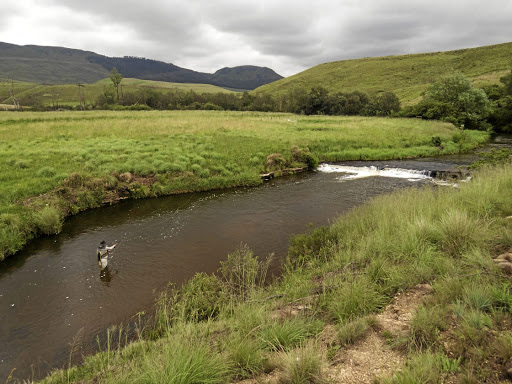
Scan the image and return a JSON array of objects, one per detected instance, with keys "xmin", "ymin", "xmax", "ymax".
[
  {"xmin": 0, "ymin": 110, "xmax": 488, "ymax": 261},
  {"xmin": 34, "ymin": 163, "xmax": 512, "ymax": 383}
]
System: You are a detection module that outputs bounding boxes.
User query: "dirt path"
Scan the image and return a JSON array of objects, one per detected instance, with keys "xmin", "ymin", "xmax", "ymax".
[
  {"xmin": 325, "ymin": 284, "xmax": 433, "ymax": 383},
  {"xmin": 235, "ymin": 284, "xmax": 433, "ymax": 384}
]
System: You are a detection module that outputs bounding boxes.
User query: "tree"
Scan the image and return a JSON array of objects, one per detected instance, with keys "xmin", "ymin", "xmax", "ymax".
[
  {"xmin": 109, "ymin": 67, "xmax": 123, "ymax": 101},
  {"xmin": 373, "ymin": 91, "xmax": 401, "ymax": 115},
  {"xmin": 424, "ymin": 72, "xmax": 491, "ymax": 130},
  {"xmin": 500, "ymin": 71, "xmax": 512, "ymax": 96}
]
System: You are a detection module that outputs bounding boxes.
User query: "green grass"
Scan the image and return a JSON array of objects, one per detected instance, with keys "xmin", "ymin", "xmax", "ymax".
[
  {"xmin": 0, "ymin": 110, "xmax": 487, "ymax": 260},
  {"xmin": 36, "ymin": 163, "xmax": 512, "ymax": 383},
  {"xmin": 0, "ymin": 78, "xmax": 235, "ymax": 107},
  {"xmin": 255, "ymin": 41, "xmax": 512, "ymax": 104}
]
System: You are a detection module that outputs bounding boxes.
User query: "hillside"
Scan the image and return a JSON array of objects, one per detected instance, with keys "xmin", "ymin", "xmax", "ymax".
[
  {"xmin": 0, "ymin": 78, "xmax": 235, "ymax": 107},
  {"xmin": 0, "ymin": 42, "xmax": 283, "ymax": 90},
  {"xmin": 254, "ymin": 41, "xmax": 512, "ymax": 104}
]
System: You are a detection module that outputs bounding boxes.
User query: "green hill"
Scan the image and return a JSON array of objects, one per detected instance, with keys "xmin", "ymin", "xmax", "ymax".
[
  {"xmin": 254, "ymin": 42, "xmax": 512, "ymax": 104},
  {"xmin": 0, "ymin": 78, "xmax": 236, "ymax": 107},
  {"xmin": 0, "ymin": 42, "xmax": 283, "ymax": 90}
]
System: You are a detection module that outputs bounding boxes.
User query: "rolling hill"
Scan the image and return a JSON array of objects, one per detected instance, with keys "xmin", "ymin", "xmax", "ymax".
[
  {"xmin": 0, "ymin": 42, "xmax": 283, "ymax": 90},
  {"xmin": 0, "ymin": 78, "xmax": 236, "ymax": 107},
  {"xmin": 254, "ymin": 41, "xmax": 512, "ymax": 104}
]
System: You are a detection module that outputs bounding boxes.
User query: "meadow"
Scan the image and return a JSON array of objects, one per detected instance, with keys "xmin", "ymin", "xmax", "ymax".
[
  {"xmin": 37, "ymin": 163, "xmax": 512, "ymax": 383},
  {"xmin": 0, "ymin": 110, "xmax": 489, "ymax": 260}
]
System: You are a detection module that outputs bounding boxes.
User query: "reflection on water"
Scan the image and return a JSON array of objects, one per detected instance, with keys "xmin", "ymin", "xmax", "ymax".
[{"xmin": 100, "ymin": 266, "xmax": 116, "ymax": 286}]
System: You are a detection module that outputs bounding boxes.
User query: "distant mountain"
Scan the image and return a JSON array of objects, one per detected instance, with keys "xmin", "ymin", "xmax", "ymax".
[
  {"xmin": 0, "ymin": 42, "xmax": 283, "ymax": 90},
  {"xmin": 254, "ymin": 41, "xmax": 512, "ymax": 104}
]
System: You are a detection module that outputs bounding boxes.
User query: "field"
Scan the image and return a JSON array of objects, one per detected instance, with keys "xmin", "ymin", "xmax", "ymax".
[
  {"xmin": 0, "ymin": 110, "xmax": 489, "ymax": 260},
  {"xmin": 38, "ymin": 163, "xmax": 512, "ymax": 383},
  {"xmin": 255, "ymin": 41, "xmax": 512, "ymax": 104},
  {"xmin": 0, "ymin": 78, "xmax": 235, "ymax": 107}
]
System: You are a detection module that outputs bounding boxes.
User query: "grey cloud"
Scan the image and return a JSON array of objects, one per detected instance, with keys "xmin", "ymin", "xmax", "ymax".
[{"xmin": 1, "ymin": 0, "xmax": 511, "ymax": 76}]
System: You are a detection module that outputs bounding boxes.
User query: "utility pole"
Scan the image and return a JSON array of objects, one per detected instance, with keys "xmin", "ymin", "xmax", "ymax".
[
  {"xmin": 77, "ymin": 83, "xmax": 86, "ymax": 110},
  {"xmin": 9, "ymin": 79, "xmax": 20, "ymax": 110}
]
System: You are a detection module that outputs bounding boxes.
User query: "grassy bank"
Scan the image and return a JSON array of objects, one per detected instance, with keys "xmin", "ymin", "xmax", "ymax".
[
  {"xmin": 0, "ymin": 110, "xmax": 488, "ymax": 260},
  {"xmin": 35, "ymin": 164, "xmax": 512, "ymax": 383}
]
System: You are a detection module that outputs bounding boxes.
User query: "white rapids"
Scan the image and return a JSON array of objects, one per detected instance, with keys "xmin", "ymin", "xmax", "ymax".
[{"xmin": 317, "ymin": 163, "xmax": 432, "ymax": 181}]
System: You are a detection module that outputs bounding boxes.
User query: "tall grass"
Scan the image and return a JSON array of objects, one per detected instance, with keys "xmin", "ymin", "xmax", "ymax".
[{"xmin": 0, "ymin": 110, "xmax": 487, "ymax": 260}]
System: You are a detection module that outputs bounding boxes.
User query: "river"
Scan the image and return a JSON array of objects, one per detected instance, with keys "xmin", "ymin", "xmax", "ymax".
[{"xmin": 1, "ymin": 137, "xmax": 510, "ymax": 381}]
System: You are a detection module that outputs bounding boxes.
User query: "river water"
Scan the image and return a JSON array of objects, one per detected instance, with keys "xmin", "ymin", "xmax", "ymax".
[{"xmin": 1, "ymin": 137, "xmax": 509, "ymax": 381}]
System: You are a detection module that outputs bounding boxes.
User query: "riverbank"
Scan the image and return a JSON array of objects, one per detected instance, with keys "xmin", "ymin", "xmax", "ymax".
[
  {"xmin": 0, "ymin": 110, "xmax": 488, "ymax": 261},
  {"xmin": 36, "ymin": 163, "xmax": 512, "ymax": 383}
]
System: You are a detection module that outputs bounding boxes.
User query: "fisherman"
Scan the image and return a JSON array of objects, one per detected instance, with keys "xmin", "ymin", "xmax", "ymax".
[{"xmin": 97, "ymin": 240, "xmax": 116, "ymax": 268}]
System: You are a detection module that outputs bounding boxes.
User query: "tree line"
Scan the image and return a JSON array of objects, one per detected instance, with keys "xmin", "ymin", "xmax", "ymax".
[
  {"xmin": 30, "ymin": 67, "xmax": 512, "ymax": 133},
  {"xmin": 96, "ymin": 68, "xmax": 401, "ymax": 117}
]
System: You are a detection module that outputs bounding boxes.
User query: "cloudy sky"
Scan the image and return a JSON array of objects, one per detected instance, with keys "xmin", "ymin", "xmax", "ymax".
[{"xmin": 1, "ymin": 0, "xmax": 511, "ymax": 77}]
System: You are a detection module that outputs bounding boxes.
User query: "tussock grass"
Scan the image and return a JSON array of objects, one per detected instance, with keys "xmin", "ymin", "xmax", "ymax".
[
  {"xmin": 337, "ymin": 316, "xmax": 375, "ymax": 346},
  {"xmin": 278, "ymin": 342, "xmax": 326, "ymax": 384},
  {"xmin": 259, "ymin": 317, "xmax": 324, "ymax": 351},
  {"xmin": 379, "ymin": 352, "xmax": 460, "ymax": 384}
]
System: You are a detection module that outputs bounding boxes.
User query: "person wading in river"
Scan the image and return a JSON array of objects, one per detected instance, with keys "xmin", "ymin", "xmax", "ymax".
[{"xmin": 97, "ymin": 241, "xmax": 116, "ymax": 268}]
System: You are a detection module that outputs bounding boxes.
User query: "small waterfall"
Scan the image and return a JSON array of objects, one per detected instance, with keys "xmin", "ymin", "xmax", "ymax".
[{"xmin": 317, "ymin": 164, "xmax": 432, "ymax": 181}]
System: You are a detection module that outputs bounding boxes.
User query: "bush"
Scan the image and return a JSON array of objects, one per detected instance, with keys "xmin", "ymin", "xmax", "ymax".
[{"xmin": 286, "ymin": 226, "xmax": 334, "ymax": 269}]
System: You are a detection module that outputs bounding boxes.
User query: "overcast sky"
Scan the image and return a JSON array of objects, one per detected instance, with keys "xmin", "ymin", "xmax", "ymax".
[{"xmin": 1, "ymin": 0, "xmax": 511, "ymax": 77}]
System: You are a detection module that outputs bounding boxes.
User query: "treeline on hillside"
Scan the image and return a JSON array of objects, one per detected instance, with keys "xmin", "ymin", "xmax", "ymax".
[
  {"xmin": 27, "ymin": 69, "xmax": 512, "ymax": 132},
  {"xmin": 95, "ymin": 86, "xmax": 401, "ymax": 117}
]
